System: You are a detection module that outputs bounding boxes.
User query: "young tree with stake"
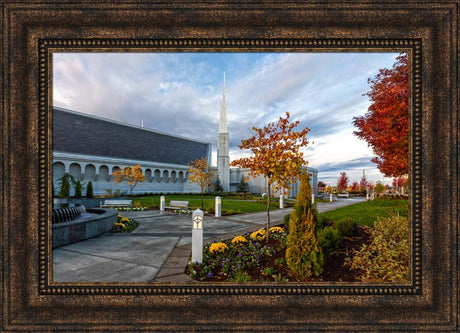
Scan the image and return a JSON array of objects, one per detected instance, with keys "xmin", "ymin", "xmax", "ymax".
[
  {"xmin": 231, "ymin": 112, "xmax": 310, "ymax": 241},
  {"xmin": 188, "ymin": 157, "xmax": 215, "ymax": 210}
]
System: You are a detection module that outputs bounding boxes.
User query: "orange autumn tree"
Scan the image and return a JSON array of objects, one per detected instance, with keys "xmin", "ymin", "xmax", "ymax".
[
  {"xmin": 230, "ymin": 112, "xmax": 310, "ymax": 241},
  {"xmin": 112, "ymin": 165, "xmax": 146, "ymax": 196},
  {"xmin": 188, "ymin": 157, "xmax": 215, "ymax": 210},
  {"xmin": 352, "ymin": 53, "xmax": 409, "ymax": 177}
]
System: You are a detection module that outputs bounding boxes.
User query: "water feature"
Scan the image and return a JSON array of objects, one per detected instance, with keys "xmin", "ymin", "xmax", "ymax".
[
  {"xmin": 52, "ymin": 205, "xmax": 97, "ymax": 224},
  {"xmin": 52, "ymin": 205, "xmax": 118, "ymax": 248}
]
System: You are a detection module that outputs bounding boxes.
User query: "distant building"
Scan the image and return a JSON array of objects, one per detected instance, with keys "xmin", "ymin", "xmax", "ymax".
[{"xmin": 52, "ymin": 107, "xmax": 211, "ymax": 196}]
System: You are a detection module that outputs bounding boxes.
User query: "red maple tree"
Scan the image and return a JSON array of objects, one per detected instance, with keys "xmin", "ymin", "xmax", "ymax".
[
  {"xmin": 337, "ymin": 171, "xmax": 349, "ymax": 192},
  {"xmin": 352, "ymin": 53, "xmax": 409, "ymax": 177},
  {"xmin": 351, "ymin": 181, "xmax": 359, "ymax": 191}
]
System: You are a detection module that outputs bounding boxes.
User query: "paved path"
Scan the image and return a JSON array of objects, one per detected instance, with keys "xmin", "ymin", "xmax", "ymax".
[{"xmin": 53, "ymin": 198, "xmax": 365, "ymax": 282}]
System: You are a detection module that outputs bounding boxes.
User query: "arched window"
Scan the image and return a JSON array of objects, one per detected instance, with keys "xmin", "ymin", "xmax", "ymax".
[
  {"xmin": 145, "ymin": 168, "xmax": 152, "ymax": 182},
  {"xmin": 53, "ymin": 162, "xmax": 65, "ymax": 180},
  {"xmin": 84, "ymin": 164, "xmax": 96, "ymax": 181},
  {"xmin": 99, "ymin": 165, "xmax": 109, "ymax": 182},
  {"xmin": 154, "ymin": 169, "xmax": 161, "ymax": 182},
  {"xmin": 69, "ymin": 163, "xmax": 81, "ymax": 180},
  {"xmin": 162, "ymin": 170, "xmax": 169, "ymax": 183}
]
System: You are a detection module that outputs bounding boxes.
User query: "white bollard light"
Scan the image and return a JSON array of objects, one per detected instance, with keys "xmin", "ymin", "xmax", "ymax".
[
  {"xmin": 192, "ymin": 209, "xmax": 204, "ymax": 264},
  {"xmin": 330, "ymin": 193, "xmax": 333, "ymax": 202},
  {"xmin": 280, "ymin": 194, "xmax": 284, "ymax": 209},
  {"xmin": 366, "ymin": 192, "xmax": 369, "ymax": 201},
  {"xmin": 311, "ymin": 193, "xmax": 315, "ymax": 204},
  {"xmin": 160, "ymin": 195, "xmax": 165, "ymax": 214},
  {"xmin": 215, "ymin": 196, "xmax": 221, "ymax": 217}
]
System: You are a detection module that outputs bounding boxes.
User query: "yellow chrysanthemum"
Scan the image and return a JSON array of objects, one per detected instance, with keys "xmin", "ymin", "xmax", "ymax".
[
  {"xmin": 269, "ymin": 226, "xmax": 283, "ymax": 234},
  {"xmin": 231, "ymin": 235, "xmax": 248, "ymax": 245},
  {"xmin": 250, "ymin": 229, "xmax": 266, "ymax": 241},
  {"xmin": 114, "ymin": 222, "xmax": 126, "ymax": 228},
  {"xmin": 209, "ymin": 242, "xmax": 229, "ymax": 254}
]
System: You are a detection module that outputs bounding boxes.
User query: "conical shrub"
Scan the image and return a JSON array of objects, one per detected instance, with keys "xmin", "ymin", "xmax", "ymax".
[{"xmin": 285, "ymin": 172, "xmax": 323, "ymax": 279}]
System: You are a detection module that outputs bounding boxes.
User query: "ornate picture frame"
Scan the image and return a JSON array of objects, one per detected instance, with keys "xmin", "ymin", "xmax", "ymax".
[{"xmin": 1, "ymin": 1, "xmax": 457, "ymax": 331}]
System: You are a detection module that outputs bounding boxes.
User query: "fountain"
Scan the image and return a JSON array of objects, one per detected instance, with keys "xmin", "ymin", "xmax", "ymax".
[{"xmin": 52, "ymin": 205, "xmax": 118, "ymax": 248}]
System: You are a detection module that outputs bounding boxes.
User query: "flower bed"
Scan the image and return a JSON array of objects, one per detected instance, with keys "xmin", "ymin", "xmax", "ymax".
[
  {"xmin": 186, "ymin": 224, "xmax": 375, "ymax": 283},
  {"xmin": 116, "ymin": 206, "xmax": 147, "ymax": 211},
  {"xmin": 186, "ymin": 226, "xmax": 288, "ymax": 282},
  {"xmin": 110, "ymin": 214, "xmax": 139, "ymax": 233}
]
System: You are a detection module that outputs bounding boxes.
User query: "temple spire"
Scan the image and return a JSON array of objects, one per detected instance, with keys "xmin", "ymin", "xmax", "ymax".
[
  {"xmin": 219, "ymin": 71, "xmax": 227, "ymax": 133},
  {"xmin": 217, "ymin": 72, "xmax": 230, "ymax": 191}
]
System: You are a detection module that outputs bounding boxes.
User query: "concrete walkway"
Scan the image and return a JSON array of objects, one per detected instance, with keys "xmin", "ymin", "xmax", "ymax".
[{"xmin": 53, "ymin": 198, "xmax": 365, "ymax": 282}]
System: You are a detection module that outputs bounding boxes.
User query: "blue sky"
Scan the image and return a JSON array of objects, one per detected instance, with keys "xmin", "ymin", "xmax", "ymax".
[{"xmin": 53, "ymin": 52, "xmax": 401, "ymax": 186}]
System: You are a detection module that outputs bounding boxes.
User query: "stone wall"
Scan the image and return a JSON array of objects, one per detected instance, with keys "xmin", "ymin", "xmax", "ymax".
[{"xmin": 53, "ymin": 152, "xmax": 201, "ymax": 196}]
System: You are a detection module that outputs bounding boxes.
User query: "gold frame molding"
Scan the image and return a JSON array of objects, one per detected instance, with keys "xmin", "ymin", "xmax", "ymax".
[{"xmin": 1, "ymin": 1, "xmax": 457, "ymax": 331}]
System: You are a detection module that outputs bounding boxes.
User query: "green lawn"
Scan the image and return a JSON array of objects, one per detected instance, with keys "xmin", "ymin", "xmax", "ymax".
[
  {"xmin": 133, "ymin": 194, "xmax": 279, "ymax": 214},
  {"xmin": 133, "ymin": 195, "xmax": 408, "ymax": 223},
  {"xmin": 318, "ymin": 199, "xmax": 408, "ymax": 227}
]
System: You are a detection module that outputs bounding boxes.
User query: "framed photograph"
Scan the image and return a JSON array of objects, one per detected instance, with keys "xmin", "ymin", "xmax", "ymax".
[
  {"xmin": 51, "ymin": 51, "xmax": 409, "ymax": 285},
  {"xmin": 1, "ymin": 1, "xmax": 457, "ymax": 331}
]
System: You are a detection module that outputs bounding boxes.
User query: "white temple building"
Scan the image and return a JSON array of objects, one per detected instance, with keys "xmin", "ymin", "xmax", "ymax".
[{"xmin": 52, "ymin": 74, "xmax": 318, "ymax": 197}]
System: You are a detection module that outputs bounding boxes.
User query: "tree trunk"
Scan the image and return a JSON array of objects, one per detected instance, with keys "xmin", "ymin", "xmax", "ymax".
[{"xmin": 266, "ymin": 182, "xmax": 271, "ymax": 243}]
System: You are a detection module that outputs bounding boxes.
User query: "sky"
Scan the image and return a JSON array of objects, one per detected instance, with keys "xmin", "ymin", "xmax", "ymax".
[{"xmin": 53, "ymin": 52, "xmax": 401, "ymax": 186}]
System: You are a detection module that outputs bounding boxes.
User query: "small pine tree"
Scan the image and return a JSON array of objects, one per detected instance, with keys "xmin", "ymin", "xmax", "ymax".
[
  {"xmin": 86, "ymin": 181, "xmax": 94, "ymax": 198},
  {"xmin": 285, "ymin": 172, "xmax": 323, "ymax": 279},
  {"xmin": 74, "ymin": 180, "xmax": 82, "ymax": 198},
  {"xmin": 213, "ymin": 176, "xmax": 224, "ymax": 195},
  {"xmin": 57, "ymin": 173, "xmax": 76, "ymax": 198}
]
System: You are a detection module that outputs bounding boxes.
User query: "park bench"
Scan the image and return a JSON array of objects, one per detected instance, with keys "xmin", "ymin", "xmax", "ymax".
[
  {"xmin": 164, "ymin": 200, "xmax": 189, "ymax": 215},
  {"xmin": 337, "ymin": 193, "xmax": 350, "ymax": 198},
  {"xmin": 100, "ymin": 199, "xmax": 132, "ymax": 211}
]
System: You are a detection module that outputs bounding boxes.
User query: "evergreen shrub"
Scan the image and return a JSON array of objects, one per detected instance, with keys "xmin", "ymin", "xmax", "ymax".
[
  {"xmin": 319, "ymin": 226, "xmax": 342, "ymax": 259},
  {"xmin": 86, "ymin": 181, "xmax": 94, "ymax": 198},
  {"xmin": 74, "ymin": 180, "xmax": 82, "ymax": 198},
  {"xmin": 334, "ymin": 218, "xmax": 357, "ymax": 237},
  {"xmin": 285, "ymin": 173, "xmax": 323, "ymax": 279}
]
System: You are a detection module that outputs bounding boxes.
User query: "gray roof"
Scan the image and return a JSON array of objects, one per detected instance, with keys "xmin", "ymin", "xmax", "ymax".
[{"xmin": 53, "ymin": 107, "xmax": 211, "ymax": 165}]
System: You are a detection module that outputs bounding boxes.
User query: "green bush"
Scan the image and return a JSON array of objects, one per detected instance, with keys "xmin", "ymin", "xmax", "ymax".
[
  {"xmin": 334, "ymin": 218, "xmax": 357, "ymax": 237},
  {"xmin": 319, "ymin": 226, "xmax": 342, "ymax": 259},
  {"xmin": 57, "ymin": 173, "xmax": 77, "ymax": 198},
  {"xmin": 345, "ymin": 215, "xmax": 409, "ymax": 282},
  {"xmin": 286, "ymin": 173, "xmax": 323, "ymax": 279},
  {"xmin": 74, "ymin": 180, "xmax": 82, "ymax": 198},
  {"xmin": 316, "ymin": 215, "xmax": 333, "ymax": 231},
  {"xmin": 86, "ymin": 181, "xmax": 93, "ymax": 198}
]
